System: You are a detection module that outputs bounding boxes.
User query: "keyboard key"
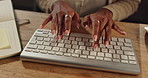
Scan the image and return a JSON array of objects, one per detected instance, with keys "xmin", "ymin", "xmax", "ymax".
[
  {"xmin": 58, "ymin": 43, "xmax": 64, "ymax": 47},
  {"xmin": 116, "ymin": 50, "xmax": 123, "ymax": 54},
  {"xmin": 40, "ymin": 50, "xmax": 47, "ymax": 54},
  {"xmin": 71, "ymin": 41, "xmax": 78, "ymax": 45},
  {"xmin": 38, "ymin": 45, "xmax": 44, "ymax": 50},
  {"xmin": 121, "ymin": 60, "xmax": 128, "ymax": 64},
  {"xmin": 76, "ymin": 37, "xmax": 81, "ymax": 41},
  {"xmin": 121, "ymin": 47, "xmax": 133, "ymax": 51},
  {"xmin": 79, "ymin": 46, "xmax": 86, "ymax": 50},
  {"xmin": 82, "ymin": 38, "xmax": 89, "ymax": 42},
  {"xmin": 48, "ymin": 51, "xmax": 55, "ymax": 54},
  {"xmin": 96, "ymin": 56, "xmax": 103, "ymax": 60},
  {"xmin": 101, "ymin": 48, "xmax": 108, "ymax": 53},
  {"xmin": 78, "ymin": 42, "xmax": 84, "ymax": 46},
  {"xmin": 62, "ymin": 36, "xmax": 68, "ymax": 40},
  {"xmin": 121, "ymin": 55, "xmax": 128, "ymax": 60},
  {"xmin": 25, "ymin": 48, "xmax": 32, "ymax": 52},
  {"xmin": 128, "ymin": 56, "xmax": 136, "ymax": 60},
  {"xmin": 30, "ymin": 40, "xmax": 36, "ymax": 44},
  {"xmin": 129, "ymin": 61, "xmax": 137, "ymax": 64},
  {"xmin": 106, "ymin": 45, "xmax": 113, "ymax": 49},
  {"xmin": 109, "ymin": 49, "xmax": 115, "ymax": 54},
  {"xmin": 124, "ymin": 43, "xmax": 132, "ymax": 47},
  {"xmin": 72, "ymin": 53, "xmax": 79, "ymax": 57},
  {"xmin": 111, "ymin": 37, "xmax": 117, "ymax": 41},
  {"xmin": 87, "ymin": 47, "xmax": 93, "ymax": 51},
  {"xmin": 80, "ymin": 55, "xmax": 87, "ymax": 58},
  {"xmin": 94, "ymin": 48, "xmax": 100, "ymax": 51},
  {"xmin": 65, "ymin": 44, "xmax": 72, "ymax": 48},
  {"xmin": 44, "ymin": 42, "xmax": 50, "ymax": 46},
  {"xmin": 59, "ymin": 48, "xmax": 67, "ymax": 52},
  {"xmin": 37, "ymin": 41, "xmax": 43, "ymax": 45},
  {"xmin": 125, "ymin": 39, "xmax": 131, "ymax": 43},
  {"xmin": 27, "ymin": 44, "xmax": 37, "ymax": 49},
  {"xmin": 52, "ymin": 47, "xmax": 59, "ymax": 51},
  {"xmin": 72, "ymin": 45, "xmax": 79, "ymax": 49},
  {"xmin": 64, "ymin": 53, "xmax": 71, "ymax": 56},
  {"xmin": 90, "ymin": 51, "xmax": 97, "ymax": 56},
  {"xmin": 104, "ymin": 58, "xmax": 112, "ymax": 62},
  {"xmin": 118, "ymin": 38, "xmax": 124, "ymax": 42},
  {"xmin": 88, "ymin": 55, "xmax": 95, "ymax": 59},
  {"xmin": 114, "ymin": 46, "xmax": 120, "ymax": 50},
  {"xmin": 35, "ymin": 33, "xmax": 48, "ymax": 37},
  {"xmin": 50, "ymin": 43, "xmax": 57, "ymax": 46},
  {"xmin": 124, "ymin": 51, "xmax": 135, "ymax": 55},
  {"xmin": 67, "ymin": 49, "xmax": 74, "ymax": 53},
  {"xmin": 105, "ymin": 53, "xmax": 112, "ymax": 58},
  {"xmin": 32, "ymin": 49, "xmax": 40, "ymax": 53},
  {"xmin": 64, "ymin": 40, "xmax": 71, "ymax": 44},
  {"xmin": 82, "ymin": 50, "xmax": 89, "ymax": 55},
  {"xmin": 110, "ymin": 41, "xmax": 116, "ymax": 45},
  {"xmin": 85, "ymin": 42, "xmax": 92, "ymax": 47},
  {"xmin": 97, "ymin": 52, "xmax": 104, "ymax": 57},
  {"xmin": 45, "ymin": 46, "xmax": 52, "ymax": 51},
  {"xmin": 113, "ymin": 54, "xmax": 120, "ymax": 59},
  {"xmin": 56, "ymin": 52, "xmax": 63, "ymax": 55},
  {"xmin": 69, "ymin": 36, "xmax": 75, "ymax": 40},
  {"xmin": 44, "ymin": 38, "xmax": 50, "ymax": 42},
  {"xmin": 113, "ymin": 59, "xmax": 120, "ymax": 62},
  {"xmin": 75, "ymin": 50, "xmax": 82, "ymax": 54},
  {"xmin": 117, "ymin": 42, "xmax": 123, "ymax": 46}
]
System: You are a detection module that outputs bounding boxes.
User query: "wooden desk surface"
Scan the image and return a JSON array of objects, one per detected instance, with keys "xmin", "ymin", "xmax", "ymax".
[{"xmin": 0, "ymin": 10, "xmax": 148, "ymax": 78}]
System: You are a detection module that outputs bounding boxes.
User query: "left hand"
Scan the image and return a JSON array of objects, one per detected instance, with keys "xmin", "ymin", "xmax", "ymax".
[{"xmin": 83, "ymin": 8, "xmax": 127, "ymax": 48}]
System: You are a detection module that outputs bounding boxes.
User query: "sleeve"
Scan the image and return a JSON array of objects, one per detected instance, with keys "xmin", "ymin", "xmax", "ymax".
[
  {"xmin": 36, "ymin": 0, "xmax": 59, "ymax": 13},
  {"xmin": 103, "ymin": 0, "xmax": 141, "ymax": 21}
]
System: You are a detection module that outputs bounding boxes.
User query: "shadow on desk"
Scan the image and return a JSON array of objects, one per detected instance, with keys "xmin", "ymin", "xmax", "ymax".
[
  {"xmin": 145, "ymin": 33, "xmax": 148, "ymax": 53},
  {"xmin": 21, "ymin": 61, "xmax": 140, "ymax": 78},
  {"xmin": 0, "ymin": 56, "xmax": 19, "ymax": 65}
]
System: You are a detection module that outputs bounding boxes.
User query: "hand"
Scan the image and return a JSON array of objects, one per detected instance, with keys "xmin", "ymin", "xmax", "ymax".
[
  {"xmin": 40, "ymin": 0, "xmax": 80, "ymax": 39},
  {"xmin": 83, "ymin": 8, "xmax": 127, "ymax": 48}
]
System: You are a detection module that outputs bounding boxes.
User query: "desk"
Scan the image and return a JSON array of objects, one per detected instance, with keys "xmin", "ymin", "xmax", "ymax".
[{"xmin": 0, "ymin": 10, "xmax": 148, "ymax": 78}]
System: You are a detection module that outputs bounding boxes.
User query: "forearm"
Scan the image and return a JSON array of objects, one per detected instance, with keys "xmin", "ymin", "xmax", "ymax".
[{"xmin": 103, "ymin": 0, "xmax": 141, "ymax": 21}]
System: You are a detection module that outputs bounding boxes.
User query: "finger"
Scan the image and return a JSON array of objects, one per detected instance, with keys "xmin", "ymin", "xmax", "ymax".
[
  {"xmin": 83, "ymin": 15, "xmax": 91, "ymax": 29},
  {"xmin": 40, "ymin": 14, "xmax": 52, "ymax": 28},
  {"xmin": 104, "ymin": 25, "xmax": 111, "ymax": 46},
  {"xmin": 57, "ymin": 12, "xmax": 65, "ymax": 39},
  {"xmin": 73, "ymin": 12, "xmax": 81, "ymax": 29},
  {"xmin": 112, "ymin": 24, "xmax": 127, "ymax": 35},
  {"xmin": 51, "ymin": 15, "xmax": 58, "ymax": 34},
  {"xmin": 91, "ymin": 20, "xmax": 100, "ymax": 41},
  {"xmin": 65, "ymin": 14, "xmax": 72, "ymax": 35}
]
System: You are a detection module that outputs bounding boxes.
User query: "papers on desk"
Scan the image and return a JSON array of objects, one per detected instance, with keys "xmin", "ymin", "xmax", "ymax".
[{"xmin": 0, "ymin": 0, "xmax": 21, "ymax": 59}]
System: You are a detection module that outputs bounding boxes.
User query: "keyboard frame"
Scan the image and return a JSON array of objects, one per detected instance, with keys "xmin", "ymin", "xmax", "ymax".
[{"xmin": 20, "ymin": 29, "xmax": 140, "ymax": 75}]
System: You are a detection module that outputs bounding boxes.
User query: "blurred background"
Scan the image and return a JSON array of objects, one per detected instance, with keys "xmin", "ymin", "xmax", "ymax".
[{"xmin": 12, "ymin": 0, "xmax": 148, "ymax": 24}]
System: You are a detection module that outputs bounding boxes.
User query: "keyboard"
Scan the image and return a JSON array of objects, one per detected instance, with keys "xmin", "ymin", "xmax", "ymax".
[{"xmin": 20, "ymin": 29, "xmax": 140, "ymax": 75}]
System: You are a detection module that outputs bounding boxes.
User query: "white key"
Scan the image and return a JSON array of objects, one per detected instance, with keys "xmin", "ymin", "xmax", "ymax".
[
  {"xmin": 50, "ymin": 39, "xmax": 57, "ymax": 42},
  {"xmin": 97, "ymin": 52, "xmax": 104, "ymax": 57},
  {"xmin": 83, "ymin": 50, "xmax": 89, "ymax": 55},
  {"xmin": 96, "ymin": 56, "xmax": 103, "ymax": 60},
  {"xmin": 116, "ymin": 50, "xmax": 123, "ymax": 54},
  {"xmin": 129, "ymin": 61, "xmax": 137, "ymax": 64},
  {"xmin": 30, "ymin": 40, "xmax": 36, "ymax": 44},
  {"xmin": 109, "ymin": 49, "xmax": 116, "ymax": 53},
  {"xmin": 44, "ymin": 38, "xmax": 50, "ymax": 42},
  {"xmin": 88, "ymin": 55, "xmax": 95, "ymax": 59},
  {"xmin": 124, "ymin": 43, "xmax": 132, "ymax": 47},
  {"xmin": 62, "ymin": 36, "xmax": 68, "ymax": 40},
  {"xmin": 82, "ymin": 38, "xmax": 89, "ymax": 42},
  {"xmin": 69, "ymin": 36, "xmax": 75, "ymax": 40},
  {"xmin": 76, "ymin": 37, "xmax": 81, "ymax": 41},
  {"xmin": 125, "ymin": 39, "xmax": 131, "ymax": 43},
  {"xmin": 78, "ymin": 42, "xmax": 84, "ymax": 46},
  {"xmin": 27, "ymin": 45, "xmax": 37, "ymax": 49},
  {"xmin": 72, "ymin": 45, "xmax": 78, "ymax": 49},
  {"xmin": 89, "ymin": 39, "xmax": 93, "ymax": 42},
  {"xmin": 128, "ymin": 56, "xmax": 136, "ymax": 60},
  {"xmin": 104, "ymin": 58, "xmax": 112, "ymax": 62},
  {"xmin": 118, "ymin": 38, "xmax": 124, "ymax": 42},
  {"xmin": 37, "ymin": 37, "xmax": 44, "ymax": 41},
  {"xmin": 111, "ymin": 37, "xmax": 117, "ymax": 41},
  {"xmin": 117, "ymin": 42, "xmax": 124, "ymax": 46},
  {"xmin": 32, "ymin": 49, "xmax": 40, "ymax": 53},
  {"xmin": 94, "ymin": 48, "xmax": 100, "ymax": 51},
  {"xmin": 113, "ymin": 54, "xmax": 120, "ymax": 59},
  {"xmin": 52, "ymin": 47, "xmax": 59, "ymax": 51},
  {"xmin": 101, "ymin": 48, "xmax": 108, "ymax": 53},
  {"xmin": 40, "ymin": 50, "xmax": 47, "ymax": 54},
  {"xmin": 80, "ymin": 55, "xmax": 87, "ymax": 58},
  {"xmin": 114, "ymin": 46, "xmax": 120, "ymax": 50},
  {"xmin": 48, "ymin": 51, "xmax": 55, "ymax": 54},
  {"xmin": 72, "ymin": 53, "xmax": 79, "ymax": 57},
  {"xmin": 59, "ymin": 48, "xmax": 67, "ymax": 52},
  {"xmin": 43, "ymin": 30, "xmax": 49, "ymax": 34},
  {"xmin": 67, "ymin": 49, "xmax": 74, "ymax": 53},
  {"xmin": 121, "ymin": 47, "xmax": 133, "ymax": 51},
  {"xmin": 105, "ymin": 53, "xmax": 112, "ymax": 58},
  {"xmin": 56, "ymin": 52, "xmax": 63, "ymax": 55},
  {"xmin": 37, "ymin": 41, "xmax": 43, "ymax": 45},
  {"xmin": 121, "ymin": 55, "xmax": 128, "ymax": 59},
  {"xmin": 48, "ymin": 34, "xmax": 55, "ymax": 38},
  {"xmin": 58, "ymin": 43, "xmax": 64, "ymax": 47},
  {"xmin": 64, "ymin": 53, "xmax": 71, "ymax": 56},
  {"xmin": 85, "ymin": 42, "xmax": 92, "ymax": 47},
  {"xmin": 113, "ymin": 59, "xmax": 120, "ymax": 62},
  {"xmin": 110, "ymin": 41, "xmax": 116, "ymax": 45},
  {"xmin": 106, "ymin": 45, "xmax": 113, "ymax": 49},
  {"xmin": 100, "ymin": 44, "xmax": 106, "ymax": 48},
  {"xmin": 45, "ymin": 46, "xmax": 52, "ymax": 51},
  {"xmin": 65, "ymin": 44, "xmax": 72, "ymax": 48},
  {"xmin": 35, "ymin": 33, "xmax": 48, "ymax": 37},
  {"xmin": 90, "ymin": 51, "xmax": 97, "ymax": 56},
  {"xmin": 64, "ymin": 40, "xmax": 71, "ymax": 44},
  {"xmin": 50, "ymin": 43, "xmax": 57, "ymax": 46},
  {"xmin": 124, "ymin": 51, "xmax": 135, "ymax": 55},
  {"xmin": 44, "ymin": 42, "xmax": 50, "ymax": 46},
  {"xmin": 75, "ymin": 50, "xmax": 82, "ymax": 54},
  {"xmin": 79, "ymin": 46, "xmax": 86, "ymax": 50},
  {"xmin": 121, "ymin": 60, "xmax": 128, "ymax": 63},
  {"xmin": 71, "ymin": 41, "xmax": 78, "ymax": 45},
  {"xmin": 87, "ymin": 47, "xmax": 93, "ymax": 51},
  {"xmin": 58, "ymin": 39, "xmax": 64, "ymax": 43}
]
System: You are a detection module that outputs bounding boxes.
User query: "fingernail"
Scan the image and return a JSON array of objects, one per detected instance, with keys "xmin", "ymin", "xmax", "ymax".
[
  {"xmin": 77, "ymin": 25, "xmax": 80, "ymax": 29},
  {"xmin": 58, "ymin": 35, "xmax": 62, "ymax": 40},
  {"xmin": 40, "ymin": 25, "xmax": 44, "ymax": 29},
  {"xmin": 121, "ymin": 31, "xmax": 127, "ymax": 35},
  {"xmin": 85, "ymin": 25, "xmax": 89, "ymax": 29},
  {"xmin": 65, "ymin": 30, "xmax": 70, "ymax": 35},
  {"xmin": 93, "ymin": 35, "xmax": 97, "ymax": 41},
  {"xmin": 104, "ymin": 41, "xmax": 109, "ymax": 46}
]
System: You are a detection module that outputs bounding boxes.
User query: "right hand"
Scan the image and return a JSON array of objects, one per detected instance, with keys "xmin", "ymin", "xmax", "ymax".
[{"xmin": 40, "ymin": 0, "xmax": 81, "ymax": 39}]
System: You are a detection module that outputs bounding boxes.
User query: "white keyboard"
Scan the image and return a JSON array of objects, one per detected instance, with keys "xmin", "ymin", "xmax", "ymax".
[{"xmin": 20, "ymin": 29, "xmax": 140, "ymax": 75}]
